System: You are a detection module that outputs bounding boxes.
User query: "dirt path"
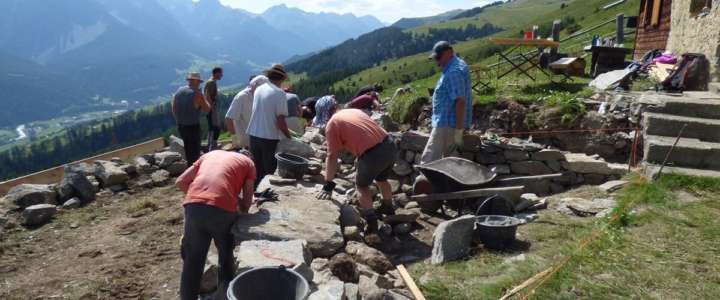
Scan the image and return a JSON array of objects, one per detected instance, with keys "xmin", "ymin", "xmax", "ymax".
[{"xmin": 0, "ymin": 186, "xmax": 186, "ymax": 299}]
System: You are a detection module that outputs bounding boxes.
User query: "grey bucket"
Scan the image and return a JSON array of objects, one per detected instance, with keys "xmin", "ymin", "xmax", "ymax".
[
  {"xmin": 275, "ymin": 152, "xmax": 310, "ymax": 179},
  {"xmin": 227, "ymin": 266, "xmax": 310, "ymax": 300}
]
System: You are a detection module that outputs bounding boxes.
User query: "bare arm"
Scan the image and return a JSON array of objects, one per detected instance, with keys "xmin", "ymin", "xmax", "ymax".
[
  {"xmin": 225, "ymin": 117, "xmax": 236, "ymax": 134},
  {"xmin": 175, "ymin": 163, "xmax": 199, "ymax": 193},
  {"xmin": 171, "ymin": 94, "xmax": 178, "ymax": 120},
  {"xmin": 239, "ymin": 179, "xmax": 254, "ymax": 213},
  {"xmin": 193, "ymin": 89, "xmax": 212, "ymax": 112},
  {"xmin": 324, "ymin": 152, "xmax": 339, "ymax": 182},
  {"xmin": 455, "ymin": 96, "xmax": 466, "ymax": 129},
  {"xmin": 277, "ymin": 115, "xmax": 291, "ymax": 139}
]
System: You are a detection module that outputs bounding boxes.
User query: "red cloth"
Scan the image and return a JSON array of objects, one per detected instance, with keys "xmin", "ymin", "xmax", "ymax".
[
  {"xmin": 347, "ymin": 94, "xmax": 377, "ymax": 109},
  {"xmin": 176, "ymin": 150, "xmax": 256, "ymax": 213},
  {"xmin": 325, "ymin": 109, "xmax": 388, "ymax": 157}
]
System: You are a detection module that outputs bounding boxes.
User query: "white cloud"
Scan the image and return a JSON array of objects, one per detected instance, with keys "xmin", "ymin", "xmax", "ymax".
[{"xmin": 219, "ymin": 0, "xmax": 495, "ymax": 23}]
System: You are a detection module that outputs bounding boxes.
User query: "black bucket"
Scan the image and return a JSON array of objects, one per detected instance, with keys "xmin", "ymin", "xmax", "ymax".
[
  {"xmin": 275, "ymin": 152, "xmax": 309, "ymax": 179},
  {"xmin": 227, "ymin": 266, "xmax": 310, "ymax": 300},
  {"xmin": 475, "ymin": 215, "xmax": 522, "ymax": 251}
]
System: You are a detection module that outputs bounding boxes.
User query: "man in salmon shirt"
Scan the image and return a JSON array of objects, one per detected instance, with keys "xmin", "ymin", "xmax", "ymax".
[
  {"xmin": 317, "ymin": 108, "xmax": 398, "ymax": 233},
  {"xmin": 175, "ymin": 150, "xmax": 256, "ymax": 300}
]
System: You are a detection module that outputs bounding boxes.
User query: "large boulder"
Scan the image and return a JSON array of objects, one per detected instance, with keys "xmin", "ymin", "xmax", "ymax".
[
  {"xmin": 563, "ymin": 153, "xmax": 626, "ymax": 175},
  {"xmin": 398, "ymin": 131, "xmax": 429, "ymax": 152},
  {"xmin": 278, "ymin": 139, "xmax": 316, "ymax": 158},
  {"xmin": 65, "ymin": 162, "xmax": 96, "ymax": 176},
  {"xmin": 431, "ymin": 215, "xmax": 476, "ymax": 264},
  {"xmin": 94, "ymin": 160, "xmax": 129, "ymax": 187},
  {"xmin": 308, "ymin": 279, "xmax": 345, "ymax": 300},
  {"xmin": 345, "ymin": 242, "xmax": 393, "ymax": 274},
  {"xmin": 5, "ymin": 184, "xmax": 57, "ymax": 208},
  {"xmin": 151, "ymin": 170, "xmax": 171, "ymax": 186},
  {"xmin": 56, "ymin": 176, "xmax": 76, "ymax": 202},
  {"xmin": 64, "ymin": 172, "xmax": 96, "ymax": 203},
  {"xmin": 22, "ymin": 204, "xmax": 57, "ymax": 226},
  {"xmin": 154, "ymin": 151, "xmax": 183, "ymax": 168},
  {"xmin": 232, "ymin": 180, "xmax": 343, "ymax": 257},
  {"xmin": 169, "ymin": 135, "xmax": 185, "ymax": 159},
  {"xmin": 165, "ymin": 161, "xmax": 188, "ymax": 177},
  {"xmin": 134, "ymin": 156, "xmax": 155, "ymax": 174},
  {"xmin": 328, "ymin": 253, "xmax": 359, "ymax": 283}
]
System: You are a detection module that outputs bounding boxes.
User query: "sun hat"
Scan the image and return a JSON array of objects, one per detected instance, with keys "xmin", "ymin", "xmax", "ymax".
[
  {"xmin": 264, "ymin": 64, "xmax": 288, "ymax": 80},
  {"xmin": 186, "ymin": 72, "xmax": 204, "ymax": 82}
]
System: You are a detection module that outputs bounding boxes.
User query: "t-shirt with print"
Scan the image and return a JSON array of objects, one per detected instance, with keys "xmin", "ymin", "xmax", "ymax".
[{"xmin": 246, "ymin": 82, "xmax": 288, "ymax": 140}]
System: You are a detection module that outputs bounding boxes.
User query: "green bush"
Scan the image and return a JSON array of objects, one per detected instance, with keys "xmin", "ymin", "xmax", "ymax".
[
  {"xmin": 540, "ymin": 91, "xmax": 587, "ymax": 125},
  {"xmin": 388, "ymin": 89, "xmax": 426, "ymax": 123}
]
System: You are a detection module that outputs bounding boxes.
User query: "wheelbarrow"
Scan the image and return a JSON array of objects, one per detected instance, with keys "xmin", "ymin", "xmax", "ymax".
[{"xmin": 412, "ymin": 157, "xmax": 498, "ymax": 215}]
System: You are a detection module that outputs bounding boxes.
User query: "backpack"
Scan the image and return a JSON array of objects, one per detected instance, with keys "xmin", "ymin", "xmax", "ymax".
[{"xmin": 660, "ymin": 53, "xmax": 710, "ymax": 92}]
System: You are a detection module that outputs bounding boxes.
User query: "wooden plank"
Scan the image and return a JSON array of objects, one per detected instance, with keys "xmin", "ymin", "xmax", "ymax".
[
  {"xmin": 651, "ymin": 0, "xmax": 661, "ymax": 26},
  {"xmin": 410, "ymin": 186, "xmax": 524, "ymax": 202},
  {"xmin": 0, "ymin": 138, "xmax": 166, "ymax": 196},
  {"xmin": 396, "ymin": 265, "xmax": 427, "ymax": 300},
  {"xmin": 488, "ymin": 37, "xmax": 560, "ymax": 48}
]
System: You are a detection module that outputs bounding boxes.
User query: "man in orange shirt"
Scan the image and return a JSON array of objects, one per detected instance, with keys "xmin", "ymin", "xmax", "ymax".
[
  {"xmin": 175, "ymin": 150, "xmax": 256, "ymax": 300},
  {"xmin": 317, "ymin": 108, "xmax": 398, "ymax": 233}
]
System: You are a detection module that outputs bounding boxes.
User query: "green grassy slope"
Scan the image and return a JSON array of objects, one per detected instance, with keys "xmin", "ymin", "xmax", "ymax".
[{"xmin": 332, "ymin": 0, "xmax": 640, "ymax": 103}]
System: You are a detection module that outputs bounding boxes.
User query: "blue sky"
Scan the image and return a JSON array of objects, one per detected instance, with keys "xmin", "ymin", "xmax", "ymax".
[{"xmin": 219, "ymin": 0, "xmax": 495, "ymax": 23}]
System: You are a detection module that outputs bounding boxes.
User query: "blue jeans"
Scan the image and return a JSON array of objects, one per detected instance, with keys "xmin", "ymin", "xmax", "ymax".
[{"xmin": 180, "ymin": 203, "xmax": 237, "ymax": 300}]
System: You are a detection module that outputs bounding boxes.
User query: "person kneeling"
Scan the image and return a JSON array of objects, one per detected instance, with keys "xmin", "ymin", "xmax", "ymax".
[
  {"xmin": 316, "ymin": 108, "xmax": 397, "ymax": 233},
  {"xmin": 176, "ymin": 150, "xmax": 256, "ymax": 300}
]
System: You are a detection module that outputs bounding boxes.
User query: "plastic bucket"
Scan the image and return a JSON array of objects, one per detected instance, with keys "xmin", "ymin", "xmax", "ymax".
[
  {"xmin": 275, "ymin": 152, "xmax": 309, "ymax": 179},
  {"xmin": 475, "ymin": 215, "xmax": 522, "ymax": 250},
  {"xmin": 227, "ymin": 266, "xmax": 310, "ymax": 300}
]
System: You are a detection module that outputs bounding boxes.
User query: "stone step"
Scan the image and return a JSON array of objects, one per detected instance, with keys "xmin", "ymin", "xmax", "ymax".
[
  {"xmin": 643, "ymin": 112, "xmax": 720, "ymax": 143},
  {"xmin": 642, "ymin": 92, "xmax": 720, "ymax": 119},
  {"xmin": 643, "ymin": 163, "xmax": 720, "ymax": 178},
  {"xmin": 644, "ymin": 135, "xmax": 720, "ymax": 171}
]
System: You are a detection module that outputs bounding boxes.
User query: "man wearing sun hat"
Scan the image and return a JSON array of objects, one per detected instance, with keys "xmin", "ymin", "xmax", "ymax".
[
  {"xmin": 246, "ymin": 64, "xmax": 293, "ymax": 186},
  {"xmin": 420, "ymin": 41, "xmax": 472, "ymax": 164},
  {"xmin": 172, "ymin": 72, "xmax": 212, "ymax": 166}
]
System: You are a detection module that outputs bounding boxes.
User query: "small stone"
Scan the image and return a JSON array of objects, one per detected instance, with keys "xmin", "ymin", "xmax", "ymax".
[
  {"xmin": 514, "ymin": 193, "xmax": 539, "ymax": 212},
  {"xmin": 531, "ymin": 149, "xmax": 565, "ymax": 161},
  {"xmin": 401, "ymin": 184, "xmax": 413, "ymax": 194},
  {"xmin": 22, "ymin": 204, "xmax": 57, "ymax": 226},
  {"xmin": 359, "ymin": 275, "xmax": 388, "ymax": 300},
  {"xmin": 393, "ymin": 223, "xmax": 412, "ymax": 235},
  {"xmin": 345, "ymin": 241, "xmax": 393, "ymax": 274},
  {"xmin": 134, "ymin": 156, "xmax": 155, "ymax": 174},
  {"xmin": 340, "ymin": 205, "xmax": 363, "ymax": 228},
  {"xmin": 545, "ymin": 160, "xmax": 562, "ymax": 172},
  {"xmin": 94, "ymin": 160, "xmax": 129, "ymax": 187},
  {"xmin": 308, "ymin": 279, "xmax": 345, "ymax": 300},
  {"xmin": 510, "ymin": 161, "xmax": 552, "ymax": 175},
  {"xmin": 503, "ymin": 253, "xmax": 527, "ymax": 264},
  {"xmin": 329, "ymin": 253, "xmax": 359, "ymax": 283},
  {"xmin": 344, "ymin": 283, "xmax": 360, "ymax": 300},
  {"xmin": 393, "ymin": 160, "xmax": 413, "ymax": 176},
  {"xmin": 200, "ymin": 254, "xmax": 218, "ymax": 293},
  {"xmin": 268, "ymin": 175, "xmax": 297, "ymax": 185},
  {"xmin": 151, "ymin": 170, "xmax": 171, "ymax": 186},
  {"xmin": 343, "ymin": 226, "xmax": 362, "ymax": 241},
  {"xmin": 62, "ymin": 197, "xmax": 82, "ymax": 209},
  {"xmin": 392, "ymin": 194, "xmax": 410, "ymax": 208},
  {"xmin": 383, "ymin": 208, "xmax": 419, "ymax": 225},
  {"xmin": 154, "ymin": 151, "xmax": 183, "ymax": 168},
  {"xmin": 504, "ymin": 149, "xmax": 530, "ymax": 161},
  {"xmin": 514, "ymin": 212, "xmax": 539, "ymax": 224},
  {"xmin": 599, "ymin": 180, "xmax": 628, "ymax": 193},
  {"xmin": 404, "ymin": 202, "xmax": 419, "ymax": 209},
  {"xmin": 380, "ymin": 223, "xmax": 393, "ymax": 235},
  {"xmin": 165, "ymin": 161, "xmax": 187, "ymax": 176}
]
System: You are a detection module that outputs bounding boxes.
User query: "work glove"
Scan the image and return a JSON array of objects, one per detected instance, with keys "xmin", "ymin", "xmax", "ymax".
[
  {"xmin": 316, "ymin": 181, "xmax": 336, "ymax": 200},
  {"xmin": 453, "ymin": 129, "xmax": 464, "ymax": 148},
  {"xmin": 289, "ymin": 130, "xmax": 303, "ymax": 139}
]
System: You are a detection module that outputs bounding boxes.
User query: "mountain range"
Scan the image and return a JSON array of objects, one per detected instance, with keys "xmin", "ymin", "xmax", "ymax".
[{"xmin": 0, "ymin": 0, "xmax": 383, "ymax": 127}]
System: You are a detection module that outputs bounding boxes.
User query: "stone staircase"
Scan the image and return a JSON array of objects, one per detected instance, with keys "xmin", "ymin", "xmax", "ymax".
[{"xmin": 641, "ymin": 90, "xmax": 720, "ymax": 177}]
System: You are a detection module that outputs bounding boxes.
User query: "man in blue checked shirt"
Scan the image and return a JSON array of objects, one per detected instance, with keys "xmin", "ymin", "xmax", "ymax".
[{"xmin": 420, "ymin": 41, "xmax": 473, "ymax": 164}]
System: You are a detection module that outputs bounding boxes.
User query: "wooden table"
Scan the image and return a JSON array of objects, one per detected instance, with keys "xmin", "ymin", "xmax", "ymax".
[{"xmin": 489, "ymin": 38, "xmax": 560, "ymax": 81}]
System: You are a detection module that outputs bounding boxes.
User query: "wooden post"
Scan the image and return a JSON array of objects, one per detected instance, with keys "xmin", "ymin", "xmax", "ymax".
[
  {"xmin": 616, "ymin": 13, "xmax": 625, "ymax": 46},
  {"xmin": 550, "ymin": 19, "xmax": 562, "ymax": 58}
]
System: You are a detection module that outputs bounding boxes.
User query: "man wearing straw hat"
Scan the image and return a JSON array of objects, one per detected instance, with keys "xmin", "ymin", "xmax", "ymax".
[
  {"xmin": 172, "ymin": 72, "xmax": 212, "ymax": 166},
  {"xmin": 246, "ymin": 64, "xmax": 293, "ymax": 185}
]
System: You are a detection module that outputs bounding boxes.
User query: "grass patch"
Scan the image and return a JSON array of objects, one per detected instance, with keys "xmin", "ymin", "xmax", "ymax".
[{"xmin": 387, "ymin": 89, "xmax": 429, "ymax": 124}]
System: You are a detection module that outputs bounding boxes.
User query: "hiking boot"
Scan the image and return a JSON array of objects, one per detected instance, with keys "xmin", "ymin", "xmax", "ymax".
[
  {"xmin": 377, "ymin": 202, "xmax": 396, "ymax": 216},
  {"xmin": 361, "ymin": 209, "xmax": 379, "ymax": 234}
]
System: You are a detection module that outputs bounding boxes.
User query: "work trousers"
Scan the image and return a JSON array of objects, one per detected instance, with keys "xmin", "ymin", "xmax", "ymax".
[
  {"xmin": 178, "ymin": 124, "xmax": 202, "ymax": 167},
  {"xmin": 207, "ymin": 113, "xmax": 221, "ymax": 151},
  {"xmin": 180, "ymin": 203, "xmax": 237, "ymax": 300},
  {"xmin": 249, "ymin": 135, "xmax": 279, "ymax": 187},
  {"xmin": 420, "ymin": 127, "xmax": 455, "ymax": 164}
]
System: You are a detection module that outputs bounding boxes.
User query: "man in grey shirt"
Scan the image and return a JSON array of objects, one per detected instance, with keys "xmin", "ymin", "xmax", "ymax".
[
  {"xmin": 204, "ymin": 67, "xmax": 223, "ymax": 151},
  {"xmin": 172, "ymin": 72, "xmax": 211, "ymax": 166}
]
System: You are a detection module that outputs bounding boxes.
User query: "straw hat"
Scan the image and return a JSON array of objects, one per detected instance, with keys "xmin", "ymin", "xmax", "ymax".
[
  {"xmin": 264, "ymin": 64, "xmax": 288, "ymax": 80},
  {"xmin": 186, "ymin": 72, "xmax": 204, "ymax": 82}
]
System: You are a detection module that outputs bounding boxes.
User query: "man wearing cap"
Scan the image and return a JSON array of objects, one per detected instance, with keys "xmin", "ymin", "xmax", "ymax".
[
  {"xmin": 204, "ymin": 67, "xmax": 224, "ymax": 151},
  {"xmin": 172, "ymin": 72, "xmax": 212, "ymax": 166},
  {"xmin": 226, "ymin": 75, "xmax": 269, "ymax": 149},
  {"xmin": 176, "ymin": 150, "xmax": 256, "ymax": 300},
  {"xmin": 246, "ymin": 64, "xmax": 293, "ymax": 185},
  {"xmin": 316, "ymin": 108, "xmax": 398, "ymax": 233},
  {"xmin": 420, "ymin": 41, "xmax": 472, "ymax": 164}
]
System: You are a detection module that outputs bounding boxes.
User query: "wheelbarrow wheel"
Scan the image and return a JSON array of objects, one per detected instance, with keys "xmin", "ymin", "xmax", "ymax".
[{"xmin": 413, "ymin": 175, "xmax": 442, "ymax": 213}]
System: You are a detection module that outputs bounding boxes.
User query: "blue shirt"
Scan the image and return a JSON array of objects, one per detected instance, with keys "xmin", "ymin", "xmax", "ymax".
[{"xmin": 432, "ymin": 56, "xmax": 472, "ymax": 129}]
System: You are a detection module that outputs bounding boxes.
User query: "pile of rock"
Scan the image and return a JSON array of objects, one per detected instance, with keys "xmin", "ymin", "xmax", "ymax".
[
  {"xmin": 394, "ymin": 131, "xmax": 628, "ymax": 196},
  {"xmin": 1, "ymin": 143, "xmax": 189, "ymax": 228}
]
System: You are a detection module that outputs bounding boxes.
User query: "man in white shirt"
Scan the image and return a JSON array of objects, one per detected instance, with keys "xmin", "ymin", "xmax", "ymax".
[
  {"xmin": 246, "ymin": 64, "xmax": 292, "ymax": 185},
  {"xmin": 225, "ymin": 75, "xmax": 269, "ymax": 149}
]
